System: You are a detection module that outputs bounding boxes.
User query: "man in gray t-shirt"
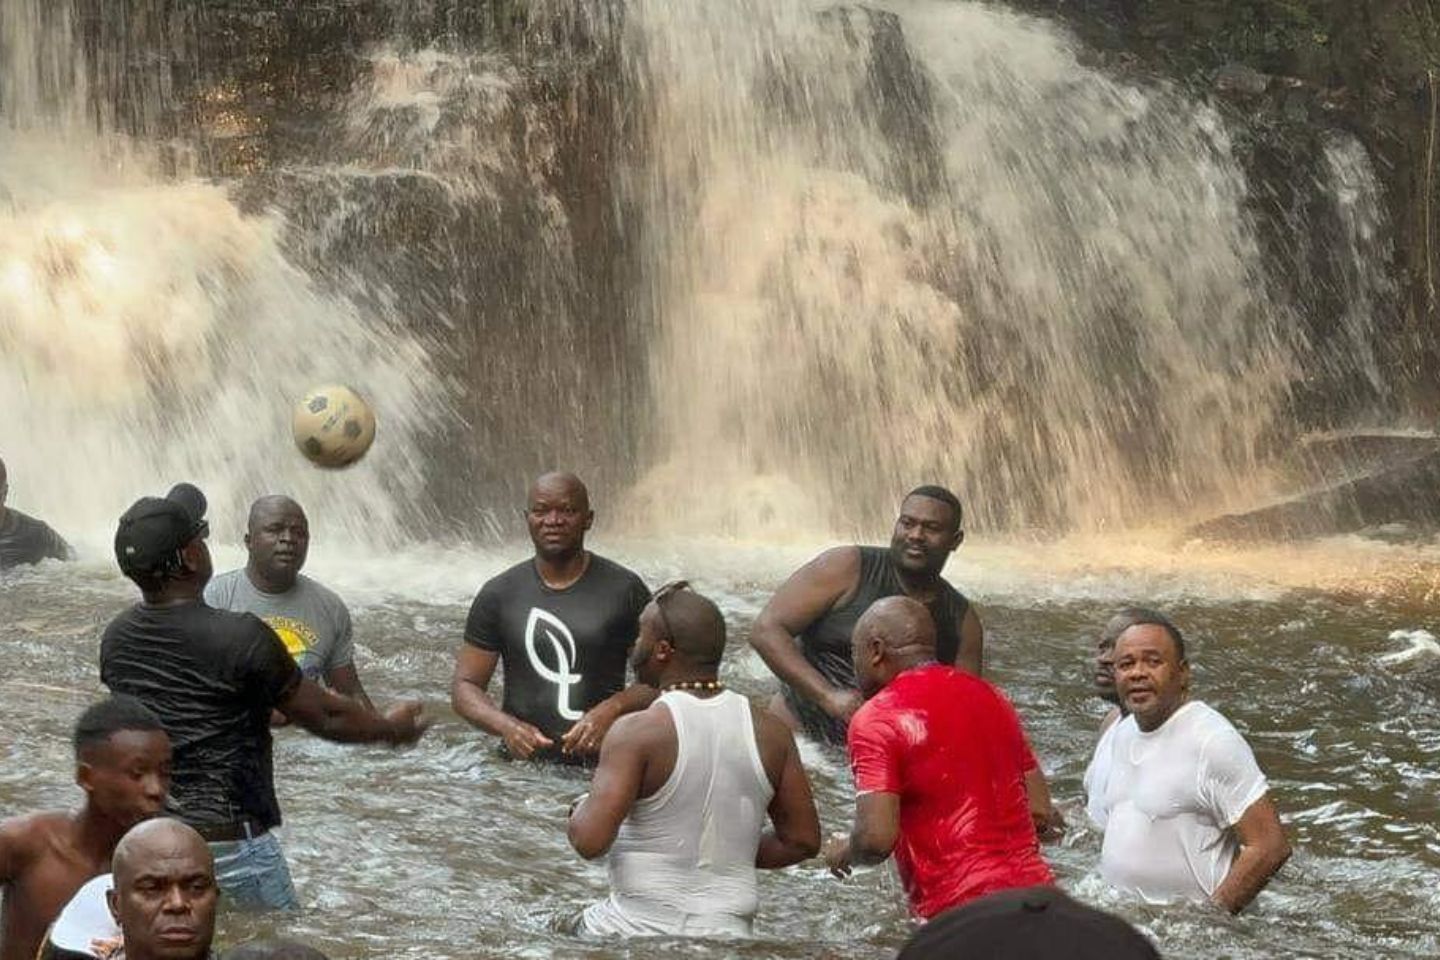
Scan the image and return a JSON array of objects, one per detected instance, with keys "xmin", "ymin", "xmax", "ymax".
[{"xmin": 204, "ymin": 496, "xmax": 371, "ymax": 709}]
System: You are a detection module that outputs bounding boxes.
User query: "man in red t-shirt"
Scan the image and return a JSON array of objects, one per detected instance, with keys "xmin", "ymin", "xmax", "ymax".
[{"xmin": 823, "ymin": 596, "xmax": 1054, "ymax": 918}]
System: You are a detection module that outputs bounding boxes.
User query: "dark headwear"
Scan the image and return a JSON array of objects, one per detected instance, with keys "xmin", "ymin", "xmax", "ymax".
[
  {"xmin": 897, "ymin": 887, "xmax": 1162, "ymax": 960},
  {"xmin": 114, "ymin": 483, "xmax": 208, "ymax": 576}
]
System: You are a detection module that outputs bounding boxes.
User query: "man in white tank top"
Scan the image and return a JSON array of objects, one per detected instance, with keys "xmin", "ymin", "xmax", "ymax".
[{"xmin": 567, "ymin": 581, "xmax": 821, "ymax": 937}]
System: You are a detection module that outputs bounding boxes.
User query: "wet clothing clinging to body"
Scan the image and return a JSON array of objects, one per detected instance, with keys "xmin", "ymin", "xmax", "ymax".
[
  {"xmin": 784, "ymin": 546, "xmax": 970, "ymax": 745},
  {"xmin": 0, "ymin": 507, "xmax": 71, "ymax": 569}
]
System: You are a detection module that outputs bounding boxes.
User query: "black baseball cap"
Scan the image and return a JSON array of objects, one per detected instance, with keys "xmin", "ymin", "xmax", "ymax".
[
  {"xmin": 898, "ymin": 887, "xmax": 1162, "ymax": 960},
  {"xmin": 114, "ymin": 483, "xmax": 209, "ymax": 576}
]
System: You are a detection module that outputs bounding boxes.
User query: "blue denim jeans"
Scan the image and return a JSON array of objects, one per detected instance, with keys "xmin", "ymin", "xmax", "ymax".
[{"xmin": 209, "ymin": 830, "xmax": 299, "ymax": 911}]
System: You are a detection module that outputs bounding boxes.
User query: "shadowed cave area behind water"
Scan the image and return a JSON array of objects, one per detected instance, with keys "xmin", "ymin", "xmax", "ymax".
[{"xmin": 2, "ymin": 0, "xmax": 1439, "ymax": 957}]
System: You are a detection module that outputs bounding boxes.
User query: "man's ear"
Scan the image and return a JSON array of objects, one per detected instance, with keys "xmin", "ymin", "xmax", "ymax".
[
  {"xmin": 582, "ymin": 510, "xmax": 595, "ymax": 533},
  {"xmin": 76, "ymin": 760, "xmax": 95, "ymax": 794},
  {"xmin": 243, "ymin": 531, "xmax": 251, "ymax": 550},
  {"xmin": 949, "ymin": 528, "xmax": 965, "ymax": 551},
  {"xmin": 106, "ymin": 887, "xmax": 119, "ymax": 923}
]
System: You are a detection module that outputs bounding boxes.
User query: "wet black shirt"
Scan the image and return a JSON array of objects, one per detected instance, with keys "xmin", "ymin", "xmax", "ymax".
[
  {"xmin": 99, "ymin": 601, "xmax": 302, "ymax": 830},
  {"xmin": 0, "ymin": 508, "xmax": 71, "ymax": 569},
  {"xmin": 783, "ymin": 545, "xmax": 971, "ymax": 746},
  {"xmin": 465, "ymin": 555, "xmax": 649, "ymax": 742}
]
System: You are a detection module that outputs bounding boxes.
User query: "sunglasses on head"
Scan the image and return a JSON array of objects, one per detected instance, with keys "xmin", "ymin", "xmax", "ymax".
[{"xmin": 651, "ymin": 579, "xmax": 690, "ymax": 641}]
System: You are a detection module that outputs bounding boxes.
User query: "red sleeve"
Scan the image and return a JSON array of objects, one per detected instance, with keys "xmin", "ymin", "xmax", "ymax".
[
  {"xmin": 847, "ymin": 704, "xmax": 903, "ymax": 794},
  {"xmin": 993, "ymin": 687, "xmax": 1039, "ymax": 773}
]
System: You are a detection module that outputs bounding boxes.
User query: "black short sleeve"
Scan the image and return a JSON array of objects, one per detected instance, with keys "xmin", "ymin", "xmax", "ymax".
[
  {"xmin": 241, "ymin": 618, "xmax": 303, "ymax": 707},
  {"xmin": 464, "ymin": 581, "xmax": 503, "ymax": 651}
]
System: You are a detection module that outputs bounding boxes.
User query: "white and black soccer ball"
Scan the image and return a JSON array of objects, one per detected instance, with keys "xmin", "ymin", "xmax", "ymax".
[{"xmin": 292, "ymin": 384, "xmax": 376, "ymax": 468}]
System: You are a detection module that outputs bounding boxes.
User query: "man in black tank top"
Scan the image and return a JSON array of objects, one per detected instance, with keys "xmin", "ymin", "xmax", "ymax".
[{"xmin": 750, "ymin": 486, "xmax": 983, "ymax": 747}]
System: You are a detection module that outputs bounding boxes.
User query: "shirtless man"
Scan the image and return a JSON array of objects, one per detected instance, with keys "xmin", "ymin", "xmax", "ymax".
[
  {"xmin": 0, "ymin": 697, "xmax": 171, "ymax": 960},
  {"xmin": 751, "ymin": 486, "xmax": 983, "ymax": 747},
  {"xmin": 0, "ymin": 456, "xmax": 71, "ymax": 569}
]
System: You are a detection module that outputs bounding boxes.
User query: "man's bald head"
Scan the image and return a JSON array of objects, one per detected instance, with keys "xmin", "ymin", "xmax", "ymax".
[
  {"xmin": 112, "ymin": 818, "xmax": 212, "ymax": 885},
  {"xmin": 851, "ymin": 597, "xmax": 938, "ymax": 697},
  {"xmin": 109, "ymin": 819, "xmax": 217, "ymax": 960},
  {"xmin": 529, "ymin": 471, "xmax": 590, "ymax": 511},
  {"xmin": 658, "ymin": 589, "xmax": 727, "ymax": 668},
  {"xmin": 525, "ymin": 471, "xmax": 593, "ymax": 560},
  {"xmin": 247, "ymin": 494, "xmax": 305, "ymax": 534}
]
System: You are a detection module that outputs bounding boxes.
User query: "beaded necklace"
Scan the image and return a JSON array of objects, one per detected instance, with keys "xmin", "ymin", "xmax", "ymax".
[{"xmin": 663, "ymin": 679, "xmax": 725, "ymax": 693}]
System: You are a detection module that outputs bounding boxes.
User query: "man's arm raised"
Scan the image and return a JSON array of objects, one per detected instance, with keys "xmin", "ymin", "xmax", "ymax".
[
  {"xmin": 450, "ymin": 645, "xmax": 553, "ymax": 759},
  {"xmin": 754, "ymin": 712, "xmax": 821, "ymax": 868},
  {"xmin": 1212, "ymin": 795, "xmax": 1290, "ymax": 913},
  {"xmin": 750, "ymin": 547, "xmax": 862, "ymax": 721},
  {"xmin": 568, "ymin": 714, "xmax": 649, "ymax": 860}
]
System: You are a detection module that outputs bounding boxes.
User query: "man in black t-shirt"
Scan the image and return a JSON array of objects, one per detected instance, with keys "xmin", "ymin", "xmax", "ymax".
[
  {"xmin": 0, "ymin": 456, "xmax": 71, "ymax": 569},
  {"xmin": 100, "ymin": 483, "xmax": 430, "ymax": 912},
  {"xmin": 451, "ymin": 472, "xmax": 653, "ymax": 762}
]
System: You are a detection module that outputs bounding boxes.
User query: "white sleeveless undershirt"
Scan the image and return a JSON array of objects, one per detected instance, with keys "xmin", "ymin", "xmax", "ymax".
[{"xmin": 582, "ymin": 688, "xmax": 775, "ymax": 938}]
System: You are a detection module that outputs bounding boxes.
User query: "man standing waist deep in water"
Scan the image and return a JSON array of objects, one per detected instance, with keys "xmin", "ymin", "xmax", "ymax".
[
  {"xmin": 100, "ymin": 483, "xmax": 430, "ymax": 912},
  {"xmin": 750, "ymin": 485, "xmax": 982, "ymax": 747},
  {"xmin": 451, "ymin": 472, "xmax": 654, "ymax": 761}
]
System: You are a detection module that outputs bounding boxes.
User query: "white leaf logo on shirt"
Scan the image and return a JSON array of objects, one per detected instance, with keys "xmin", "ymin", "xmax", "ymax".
[{"xmin": 524, "ymin": 607, "xmax": 584, "ymax": 721}]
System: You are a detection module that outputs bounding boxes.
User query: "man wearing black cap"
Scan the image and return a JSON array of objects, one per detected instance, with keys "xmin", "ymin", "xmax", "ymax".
[{"xmin": 99, "ymin": 484, "xmax": 431, "ymax": 912}]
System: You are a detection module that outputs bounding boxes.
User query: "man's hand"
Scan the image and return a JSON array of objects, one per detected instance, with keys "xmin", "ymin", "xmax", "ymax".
[
  {"xmin": 823, "ymin": 689, "xmax": 864, "ymax": 723},
  {"xmin": 503, "ymin": 718, "xmax": 555, "ymax": 759},
  {"xmin": 561, "ymin": 702, "xmax": 620, "ymax": 756},
  {"xmin": 383, "ymin": 702, "xmax": 432, "ymax": 745},
  {"xmin": 822, "ymin": 833, "xmax": 852, "ymax": 878}
]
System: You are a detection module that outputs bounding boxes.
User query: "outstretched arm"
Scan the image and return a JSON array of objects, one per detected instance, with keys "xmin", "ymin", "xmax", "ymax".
[
  {"xmin": 568, "ymin": 715, "xmax": 648, "ymax": 859},
  {"xmin": 1212, "ymin": 795, "xmax": 1290, "ymax": 913},
  {"xmin": 278, "ymin": 676, "xmax": 428, "ymax": 745},
  {"xmin": 750, "ymin": 547, "xmax": 861, "ymax": 720},
  {"xmin": 450, "ymin": 645, "xmax": 553, "ymax": 758},
  {"xmin": 756, "ymin": 722, "xmax": 821, "ymax": 868}
]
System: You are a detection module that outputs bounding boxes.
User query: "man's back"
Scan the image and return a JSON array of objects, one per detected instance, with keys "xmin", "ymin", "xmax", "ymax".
[
  {"xmin": 847, "ymin": 664, "xmax": 1051, "ymax": 917},
  {"xmin": 99, "ymin": 602, "xmax": 300, "ymax": 829},
  {"xmin": 583, "ymin": 689, "xmax": 775, "ymax": 937}
]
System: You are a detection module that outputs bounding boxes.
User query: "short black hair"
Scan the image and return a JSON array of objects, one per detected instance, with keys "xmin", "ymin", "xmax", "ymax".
[
  {"xmin": 222, "ymin": 941, "xmax": 330, "ymax": 960},
  {"xmin": 1113, "ymin": 607, "xmax": 1186, "ymax": 662},
  {"xmin": 904, "ymin": 485, "xmax": 963, "ymax": 529},
  {"xmin": 73, "ymin": 696, "xmax": 166, "ymax": 757}
]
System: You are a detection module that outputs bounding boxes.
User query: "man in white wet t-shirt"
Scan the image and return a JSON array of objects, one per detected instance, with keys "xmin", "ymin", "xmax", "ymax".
[{"xmin": 1095, "ymin": 609, "xmax": 1291, "ymax": 912}]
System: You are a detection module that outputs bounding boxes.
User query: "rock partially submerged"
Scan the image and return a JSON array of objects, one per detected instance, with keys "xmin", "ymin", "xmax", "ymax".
[{"xmin": 1187, "ymin": 434, "xmax": 1440, "ymax": 542}]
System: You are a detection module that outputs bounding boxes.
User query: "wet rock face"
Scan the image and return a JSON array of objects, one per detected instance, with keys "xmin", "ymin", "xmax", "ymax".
[
  {"xmin": 1187, "ymin": 435, "xmax": 1440, "ymax": 542},
  {"xmin": 1005, "ymin": 0, "xmax": 1440, "ymax": 423}
]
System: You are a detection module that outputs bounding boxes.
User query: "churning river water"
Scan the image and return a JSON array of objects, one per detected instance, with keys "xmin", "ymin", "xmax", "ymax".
[{"xmin": 3, "ymin": 534, "xmax": 1438, "ymax": 959}]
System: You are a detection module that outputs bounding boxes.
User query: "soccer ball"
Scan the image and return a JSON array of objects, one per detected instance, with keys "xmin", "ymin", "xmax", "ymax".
[{"xmin": 292, "ymin": 385, "xmax": 376, "ymax": 468}]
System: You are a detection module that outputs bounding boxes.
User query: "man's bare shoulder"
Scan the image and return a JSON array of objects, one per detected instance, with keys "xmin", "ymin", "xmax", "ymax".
[
  {"xmin": 609, "ymin": 700, "xmax": 677, "ymax": 747},
  {"xmin": 0, "ymin": 810, "xmax": 73, "ymax": 862}
]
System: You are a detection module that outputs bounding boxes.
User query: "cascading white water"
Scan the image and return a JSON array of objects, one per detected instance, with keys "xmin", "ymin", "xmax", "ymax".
[
  {"xmin": 0, "ymin": 0, "xmax": 441, "ymax": 549},
  {"xmin": 615, "ymin": 0, "xmax": 1305, "ymax": 536}
]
